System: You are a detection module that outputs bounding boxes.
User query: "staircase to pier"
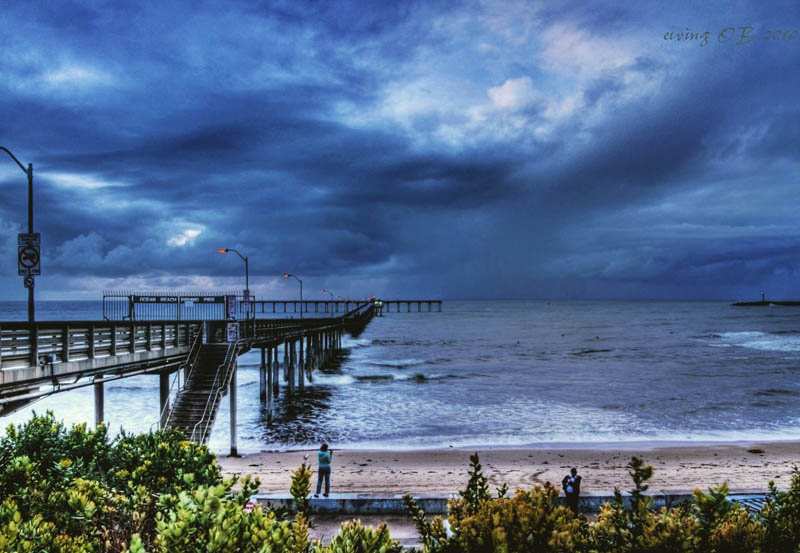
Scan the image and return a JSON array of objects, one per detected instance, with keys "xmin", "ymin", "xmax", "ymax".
[{"xmin": 165, "ymin": 343, "xmax": 232, "ymax": 441}]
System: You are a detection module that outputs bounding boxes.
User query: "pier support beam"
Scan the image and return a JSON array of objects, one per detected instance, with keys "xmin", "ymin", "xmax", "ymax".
[
  {"xmin": 229, "ymin": 361, "xmax": 238, "ymax": 457},
  {"xmin": 266, "ymin": 347, "xmax": 274, "ymax": 422},
  {"xmin": 159, "ymin": 370, "xmax": 169, "ymax": 429},
  {"xmin": 288, "ymin": 340, "xmax": 295, "ymax": 393},
  {"xmin": 259, "ymin": 348, "xmax": 267, "ymax": 402},
  {"xmin": 93, "ymin": 375, "xmax": 104, "ymax": 427},
  {"xmin": 283, "ymin": 341, "xmax": 289, "ymax": 383},
  {"xmin": 298, "ymin": 337, "xmax": 305, "ymax": 390},
  {"xmin": 272, "ymin": 346, "xmax": 280, "ymax": 396}
]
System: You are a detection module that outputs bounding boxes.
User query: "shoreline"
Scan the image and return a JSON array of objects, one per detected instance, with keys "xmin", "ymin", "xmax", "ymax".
[
  {"xmin": 219, "ymin": 441, "xmax": 800, "ymax": 495},
  {"xmin": 216, "ymin": 436, "xmax": 800, "ymax": 455}
]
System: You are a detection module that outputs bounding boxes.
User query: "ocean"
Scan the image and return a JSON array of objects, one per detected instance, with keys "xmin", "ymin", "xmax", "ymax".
[{"xmin": 1, "ymin": 300, "xmax": 799, "ymax": 453}]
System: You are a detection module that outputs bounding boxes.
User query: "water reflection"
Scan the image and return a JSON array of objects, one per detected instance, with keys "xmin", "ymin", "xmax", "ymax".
[{"xmin": 259, "ymin": 350, "xmax": 349, "ymax": 445}]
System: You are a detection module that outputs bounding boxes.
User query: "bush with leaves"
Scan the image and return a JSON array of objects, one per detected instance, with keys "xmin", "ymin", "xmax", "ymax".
[
  {"xmin": 406, "ymin": 452, "xmax": 585, "ymax": 553},
  {"xmin": 320, "ymin": 519, "xmax": 403, "ymax": 553},
  {"xmin": 760, "ymin": 467, "xmax": 800, "ymax": 553},
  {"xmin": 408, "ymin": 453, "xmax": 798, "ymax": 553},
  {"xmin": 291, "ymin": 460, "xmax": 313, "ymax": 521},
  {"xmin": 137, "ymin": 476, "xmax": 310, "ymax": 553},
  {"xmin": 0, "ymin": 412, "xmax": 224, "ymax": 551}
]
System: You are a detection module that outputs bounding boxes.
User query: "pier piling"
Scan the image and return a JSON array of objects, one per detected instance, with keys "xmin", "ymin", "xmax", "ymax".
[
  {"xmin": 299, "ymin": 338, "xmax": 305, "ymax": 390},
  {"xmin": 159, "ymin": 370, "xmax": 170, "ymax": 429},
  {"xmin": 259, "ymin": 348, "xmax": 267, "ymax": 402},
  {"xmin": 229, "ymin": 361, "xmax": 238, "ymax": 457},
  {"xmin": 272, "ymin": 347, "xmax": 280, "ymax": 396},
  {"xmin": 94, "ymin": 375, "xmax": 104, "ymax": 427}
]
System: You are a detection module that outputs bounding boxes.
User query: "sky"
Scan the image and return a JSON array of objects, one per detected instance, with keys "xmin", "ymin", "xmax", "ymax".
[{"xmin": 0, "ymin": 0, "xmax": 799, "ymax": 301}]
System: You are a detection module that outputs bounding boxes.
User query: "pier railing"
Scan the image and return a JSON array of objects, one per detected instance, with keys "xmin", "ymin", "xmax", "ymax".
[{"xmin": 0, "ymin": 320, "xmax": 201, "ymax": 387}]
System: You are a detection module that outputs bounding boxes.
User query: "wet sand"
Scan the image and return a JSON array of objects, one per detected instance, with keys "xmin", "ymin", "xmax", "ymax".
[{"xmin": 219, "ymin": 441, "xmax": 800, "ymax": 494}]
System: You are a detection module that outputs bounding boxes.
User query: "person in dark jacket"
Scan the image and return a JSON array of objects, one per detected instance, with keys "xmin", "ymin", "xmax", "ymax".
[
  {"xmin": 314, "ymin": 443, "xmax": 332, "ymax": 497},
  {"xmin": 562, "ymin": 467, "xmax": 582, "ymax": 514}
]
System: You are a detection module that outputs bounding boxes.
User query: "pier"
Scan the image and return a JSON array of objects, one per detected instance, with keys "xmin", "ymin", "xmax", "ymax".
[
  {"xmin": 0, "ymin": 292, "xmax": 441, "ymax": 455},
  {"xmin": 732, "ymin": 300, "xmax": 800, "ymax": 306}
]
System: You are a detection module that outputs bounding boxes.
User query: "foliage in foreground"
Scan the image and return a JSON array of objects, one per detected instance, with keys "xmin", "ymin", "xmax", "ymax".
[
  {"xmin": 405, "ymin": 453, "xmax": 800, "ymax": 553},
  {"xmin": 2, "ymin": 413, "xmax": 799, "ymax": 552},
  {"xmin": 0, "ymin": 413, "xmax": 401, "ymax": 552}
]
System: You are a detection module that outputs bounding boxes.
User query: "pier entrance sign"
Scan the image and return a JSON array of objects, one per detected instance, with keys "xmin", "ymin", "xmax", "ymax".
[{"xmin": 17, "ymin": 233, "xmax": 41, "ymax": 276}]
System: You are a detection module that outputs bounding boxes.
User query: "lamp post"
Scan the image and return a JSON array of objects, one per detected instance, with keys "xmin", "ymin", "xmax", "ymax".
[
  {"xmin": 283, "ymin": 273, "xmax": 303, "ymax": 319},
  {"xmin": 1, "ymin": 146, "xmax": 35, "ymax": 323},
  {"xmin": 216, "ymin": 248, "xmax": 250, "ymax": 317}
]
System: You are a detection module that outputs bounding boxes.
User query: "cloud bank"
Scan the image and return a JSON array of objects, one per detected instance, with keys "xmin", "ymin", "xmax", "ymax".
[{"xmin": 0, "ymin": 1, "xmax": 798, "ymax": 300}]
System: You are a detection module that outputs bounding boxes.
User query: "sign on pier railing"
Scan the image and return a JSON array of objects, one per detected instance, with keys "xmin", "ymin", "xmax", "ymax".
[{"xmin": 103, "ymin": 291, "xmax": 243, "ymax": 321}]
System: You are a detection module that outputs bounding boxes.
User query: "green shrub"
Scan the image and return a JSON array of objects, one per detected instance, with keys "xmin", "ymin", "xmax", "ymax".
[
  {"xmin": 760, "ymin": 467, "xmax": 800, "ymax": 553},
  {"xmin": 408, "ymin": 454, "xmax": 585, "ymax": 553},
  {"xmin": 454, "ymin": 485, "xmax": 585, "ymax": 553},
  {"xmin": 0, "ymin": 412, "xmax": 224, "ymax": 551},
  {"xmin": 409, "ymin": 454, "xmax": 795, "ymax": 553},
  {"xmin": 321, "ymin": 519, "xmax": 403, "ymax": 553},
  {"xmin": 150, "ymin": 477, "xmax": 308, "ymax": 553},
  {"xmin": 291, "ymin": 461, "xmax": 313, "ymax": 520}
]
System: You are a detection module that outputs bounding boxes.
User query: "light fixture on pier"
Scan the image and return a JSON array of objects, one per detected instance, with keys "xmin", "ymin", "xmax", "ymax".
[
  {"xmin": 321, "ymin": 288, "xmax": 335, "ymax": 300},
  {"xmin": 217, "ymin": 247, "xmax": 251, "ymax": 315},
  {"xmin": 283, "ymin": 272, "xmax": 304, "ymax": 319}
]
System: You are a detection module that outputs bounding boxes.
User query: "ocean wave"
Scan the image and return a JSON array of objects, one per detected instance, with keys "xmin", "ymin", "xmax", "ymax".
[
  {"xmin": 311, "ymin": 371, "xmax": 458, "ymax": 386},
  {"xmin": 754, "ymin": 388, "xmax": 800, "ymax": 397},
  {"xmin": 352, "ymin": 372, "xmax": 455, "ymax": 383},
  {"xmin": 343, "ymin": 338, "xmax": 372, "ymax": 348},
  {"xmin": 717, "ymin": 331, "xmax": 800, "ymax": 352},
  {"xmin": 366, "ymin": 358, "xmax": 425, "ymax": 369},
  {"xmin": 371, "ymin": 338, "xmax": 456, "ymax": 347},
  {"xmin": 312, "ymin": 374, "xmax": 357, "ymax": 386},
  {"xmin": 571, "ymin": 348, "xmax": 613, "ymax": 356}
]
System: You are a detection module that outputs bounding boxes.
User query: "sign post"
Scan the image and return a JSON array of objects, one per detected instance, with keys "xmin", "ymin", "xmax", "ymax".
[{"xmin": 2, "ymin": 148, "xmax": 37, "ymax": 323}]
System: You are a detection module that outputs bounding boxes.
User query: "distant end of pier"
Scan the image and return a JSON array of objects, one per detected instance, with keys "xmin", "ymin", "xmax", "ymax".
[{"xmin": 732, "ymin": 300, "xmax": 800, "ymax": 306}]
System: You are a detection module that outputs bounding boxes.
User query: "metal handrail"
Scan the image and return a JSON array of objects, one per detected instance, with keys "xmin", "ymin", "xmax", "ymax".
[
  {"xmin": 189, "ymin": 339, "xmax": 241, "ymax": 443},
  {"xmin": 159, "ymin": 327, "xmax": 203, "ymax": 430}
]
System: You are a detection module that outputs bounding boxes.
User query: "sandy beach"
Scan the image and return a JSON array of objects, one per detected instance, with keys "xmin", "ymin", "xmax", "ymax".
[{"xmin": 219, "ymin": 442, "xmax": 800, "ymax": 495}]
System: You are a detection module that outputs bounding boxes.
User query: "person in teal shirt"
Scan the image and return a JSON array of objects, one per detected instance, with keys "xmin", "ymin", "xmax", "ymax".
[{"xmin": 314, "ymin": 443, "xmax": 332, "ymax": 497}]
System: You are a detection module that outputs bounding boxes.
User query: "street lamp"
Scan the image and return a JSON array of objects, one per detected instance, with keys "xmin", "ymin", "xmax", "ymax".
[
  {"xmin": 1, "ymin": 146, "xmax": 35, "ymax": 323},
  {"xmin": 321, "ymin": 288, "xmax": 335, "ymax": 300},
  {"xmin": 217, "ymin": 248, "xmax": 250, "ymax": 317},
  {"xmin": 283, "ymin": 272, "xmax": 303, "ymax": 318}
]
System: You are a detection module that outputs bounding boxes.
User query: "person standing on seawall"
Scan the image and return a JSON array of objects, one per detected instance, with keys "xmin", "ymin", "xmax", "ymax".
[
  {"xmin": 315, "ymin": 443, "xmax": 332, "ymax": 497},
  {"xmin": 562, "ymin": 467, "xmax": 582, "ymax": 514}
]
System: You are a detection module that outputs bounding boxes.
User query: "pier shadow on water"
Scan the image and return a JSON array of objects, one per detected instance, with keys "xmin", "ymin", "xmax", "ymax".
[{"xmin": 258, "ymin": 349, "xmax": 350, "ymax": 446}]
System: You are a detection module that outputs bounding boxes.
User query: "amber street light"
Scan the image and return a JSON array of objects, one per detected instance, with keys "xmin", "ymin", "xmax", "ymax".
[
  {"xmin": 217, "ymin": 248, "xmax": 251, "ymax": 319},
  {"xmin": 283, "ymin": 272, "xmax": 303, "ymax": 319}
]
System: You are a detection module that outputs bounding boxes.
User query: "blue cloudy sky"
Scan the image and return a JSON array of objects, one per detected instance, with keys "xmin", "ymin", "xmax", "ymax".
[{"xmin": 0, "ymin": 1, "xmax": 799, "ymax": 300}]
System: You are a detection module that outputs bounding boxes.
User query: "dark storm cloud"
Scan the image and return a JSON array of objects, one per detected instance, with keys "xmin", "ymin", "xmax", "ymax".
[{"xmin": 0, "ymin": 0, "xmax": 799, "ymax": 300}]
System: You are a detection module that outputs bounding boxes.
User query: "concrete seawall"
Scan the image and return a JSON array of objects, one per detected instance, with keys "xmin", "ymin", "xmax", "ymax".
[{"xmin": 253, "ymin": 491, "xmax": 768, "ymax": 515}]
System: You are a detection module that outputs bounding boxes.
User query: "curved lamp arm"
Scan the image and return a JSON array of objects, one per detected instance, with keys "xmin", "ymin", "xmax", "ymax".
[{"xmin": 0, "ymin": 146, "xmax": 27, "ymax": 173}]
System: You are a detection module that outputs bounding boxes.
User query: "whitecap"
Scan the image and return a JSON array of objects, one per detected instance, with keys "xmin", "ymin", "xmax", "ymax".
[{"xmin": 717, "ymin": 331, "xmax": 800, "ymax": 352}]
